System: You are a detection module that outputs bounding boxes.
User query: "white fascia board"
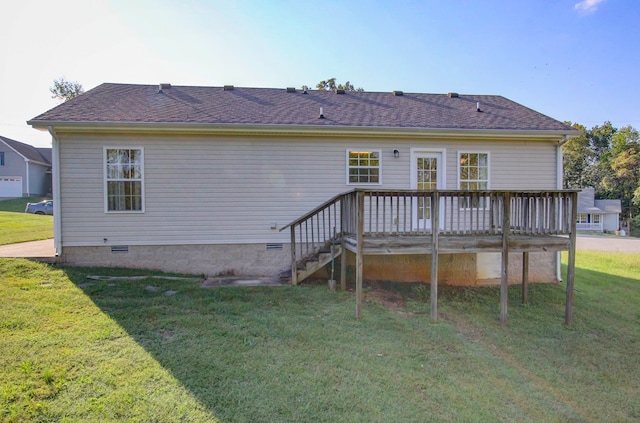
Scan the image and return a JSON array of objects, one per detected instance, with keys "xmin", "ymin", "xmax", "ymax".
[{"xmin": 28, "ymin": 120, "xmax": 582, "ymax": 141}]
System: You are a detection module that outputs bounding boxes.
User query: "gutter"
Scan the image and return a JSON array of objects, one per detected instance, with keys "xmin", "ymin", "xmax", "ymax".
[
  {"xmin": 24, "ymin": 158, "xmax": 30, "ymax": 197},
  {"xmin": 28, "ymin": 120, "xmax": 582, "ymax": 140},
  {"xmin": 47, "ymin": 126, "xmax": 62, "ymax": 256}
]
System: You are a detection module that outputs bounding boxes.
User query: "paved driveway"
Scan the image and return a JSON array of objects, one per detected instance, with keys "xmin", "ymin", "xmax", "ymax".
[{"xmin": 576, "ymin": 235, "xmax": 640, "ymax": 253}]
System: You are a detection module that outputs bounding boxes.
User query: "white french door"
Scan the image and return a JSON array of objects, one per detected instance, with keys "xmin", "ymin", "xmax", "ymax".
[{"xmin": 411, "ymin": 150, "xmax": 445, "ymax": 230}]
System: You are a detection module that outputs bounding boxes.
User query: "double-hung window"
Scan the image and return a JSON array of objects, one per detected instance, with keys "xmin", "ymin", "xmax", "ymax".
[
  {"xmin": 105, "ymin": 148, "xmax": 144, "ymax": 212},
  {"xmin": 459, "ymin": 152, "xmax": 489, "ymax": 208},
  {"xmin": 347, "ymin": 150, "xmax": 381, "ymax": 184},
  {"xmin": 0, "ymin": 152, "xmax": 4, "ymax": 166}
]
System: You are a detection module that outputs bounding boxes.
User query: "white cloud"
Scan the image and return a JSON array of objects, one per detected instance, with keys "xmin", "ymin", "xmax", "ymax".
[{"xmin": 574, "ymin": 0, "xmax": 607, "ymax": 14}]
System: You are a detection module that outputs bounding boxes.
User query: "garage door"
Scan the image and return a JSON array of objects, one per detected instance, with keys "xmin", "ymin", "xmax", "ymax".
[{"xmin": 0, "ymin": 177, "xmax": 22, "ymax": 197}]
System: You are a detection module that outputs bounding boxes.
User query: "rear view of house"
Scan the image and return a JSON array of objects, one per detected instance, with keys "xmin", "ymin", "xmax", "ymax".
[{"xmin": 28, "ymin": 83, "xmax": 580, "ymax": 290}]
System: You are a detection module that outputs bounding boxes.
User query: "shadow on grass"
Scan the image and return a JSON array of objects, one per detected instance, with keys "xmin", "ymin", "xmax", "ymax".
[{"xmin": 59, "ymin": 262, "xmax": 640, "ymax": 422}]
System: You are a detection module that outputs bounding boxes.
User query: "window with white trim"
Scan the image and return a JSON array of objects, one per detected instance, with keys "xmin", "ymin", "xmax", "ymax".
[
  {"xmin": 577, "ymin": 214, "xmax": 588, "ymax": 224},
  {"xmin": 592, "ymin": 214, "xmax": 601, "ymax": 224},
  {"xmin": 0, "ymin": 152, "xmax": 4, "ymax": 166},
  {"xmin": 105, "ymin": 148, "xmax": 144, "ymax": 212},
  {"xmin": 459, "ymin": 152, "xmax": 489, "ymax": 208},
  {"xmin": 347, "ymin": 150, "xmax": 381, "ymax": 184}
]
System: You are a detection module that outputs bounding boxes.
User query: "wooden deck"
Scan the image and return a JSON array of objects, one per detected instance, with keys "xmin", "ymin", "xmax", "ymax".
[
  {"xmin": 342, "ymin": 233, "xmax": 570, "ymax": 255},
  {"xmin": 282, "ymin": 189, "xmax": 578, "ymax": 325}
]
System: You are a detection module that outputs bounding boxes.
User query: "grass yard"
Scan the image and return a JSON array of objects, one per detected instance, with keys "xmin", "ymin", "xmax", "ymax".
[
  {"xmin": 0, "ymin": 197, "xmax": 53, "ymax": 245},
  {"xmin": 1, "ymin": 252, "xmax": 639, "ymax": 422}
]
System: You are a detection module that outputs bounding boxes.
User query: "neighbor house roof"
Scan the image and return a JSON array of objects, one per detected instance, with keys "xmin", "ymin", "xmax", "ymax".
[
  {"xmin": 577, "ymin": 188, "xmax": 622, "ymax": 214},
  {"xmin": 29, "ymin": 83, "xmax": 579, "ymax": 135},
  {"xmin": 0, "ymin": 135, "xmax": 50, "ymax": 165}
]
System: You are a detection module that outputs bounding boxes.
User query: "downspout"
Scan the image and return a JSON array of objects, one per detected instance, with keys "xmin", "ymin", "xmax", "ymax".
[
  {"xmin": 24, "ymin": 158, "xmax": 30, "ymax": 197},
  {"xmin": 556, "ymin": 135, "xmax": 569, "ymax": 282},
  {"xmin": 47, "ymin": 126, "xmax": 62, "ymax": 256}
]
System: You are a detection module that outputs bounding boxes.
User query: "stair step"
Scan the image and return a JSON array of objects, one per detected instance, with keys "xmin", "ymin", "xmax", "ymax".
[{"xmin": 295, "ymin": 246, "xmax": 343, "ymax": 284}]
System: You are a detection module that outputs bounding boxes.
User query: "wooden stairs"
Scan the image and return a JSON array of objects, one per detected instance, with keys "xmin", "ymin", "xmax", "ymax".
[{"xmin": 295, "ymin": 245, "xmax": 342, "ymax": 285}]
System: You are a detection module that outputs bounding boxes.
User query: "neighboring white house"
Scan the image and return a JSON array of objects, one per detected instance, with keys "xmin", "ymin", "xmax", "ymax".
[
  {"xmin": 0, "ymin": 135, "xmax": 51, "ymax": 198},
  {"xmin": 28, "ymin": 83, "xmax": 580, "ymax": 284},
  {"xmin": 577, "ymin": 187, "xmax": 621, "ymax": 232}
]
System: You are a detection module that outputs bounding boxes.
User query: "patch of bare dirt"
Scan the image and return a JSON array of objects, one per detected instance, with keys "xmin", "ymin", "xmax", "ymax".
[{"xmin": 365, "ymin": 286, "xmax": 407, "ymax": 309}]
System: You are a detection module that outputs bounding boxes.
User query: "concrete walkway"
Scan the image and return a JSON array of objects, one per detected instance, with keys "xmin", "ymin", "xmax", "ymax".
[
  {"xmin": 0, "ymin": 239, "xmax": 55, "ymax": 258},
  {"xmin": 1, "ymin": 235, "xmax": 640, "ymax": 260}
]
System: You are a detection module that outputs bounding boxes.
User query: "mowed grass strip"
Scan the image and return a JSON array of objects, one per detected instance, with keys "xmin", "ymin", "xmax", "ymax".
[
  {"xmin": 0, "ymin": 197, "xmax": 53, "ymax": 245},
  {"xmin": 1, "ymin": 252, "xmax": 639, "ymax": 422}
]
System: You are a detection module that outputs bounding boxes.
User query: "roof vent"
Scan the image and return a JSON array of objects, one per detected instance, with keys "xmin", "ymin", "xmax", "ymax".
[
  {"xmin": 319, "ymin": 107, "xmax": 325, "ymax": 119},
  {"xmin": 286, "ymin": 87, "xmax": 296, "ymax": 93},
  {"xmin": 158, "ymin": 83, "xmax": 171, "ymax": 93},
  {"xmin": 335, "ymin": 89, "xmax": 345, "ymax": 95},
  {"xmin": 392, "ymin": 90, "xmax": 403, "ymax": 96},
  {"xmin": 447, "ymin": 92, "xmax": 459, "ymax": 98},
  {"xmin": 223, "ymin": 85, "xmax": 234, "ymax": 91},
  {"xmin": 476, "ymin": 102, "xmax": 481, "ymax": 112}
]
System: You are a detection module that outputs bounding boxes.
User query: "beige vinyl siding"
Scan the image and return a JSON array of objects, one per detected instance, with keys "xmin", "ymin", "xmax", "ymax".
[{"xmin": 57, "ymin": 132, "xmax": 559, "ymax": 246}]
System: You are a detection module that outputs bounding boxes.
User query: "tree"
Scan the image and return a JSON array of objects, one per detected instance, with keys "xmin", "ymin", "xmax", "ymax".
[
  {"xmin": 50, "ymin": 77, "xmax": 84, "ymax": 102},
  {"xmin": 601, "ymin": 126, "xmax": 640, "ymax": 220},
  {"xmin": 564, "ymin": 120, "xmax": 640, "ymax": 224},
  {"xmin": 313, "ymin": 77, "xmax": 364, "ymax": 92},
  {"xmin": 562, "ymin": 122, "xmax": 592, "ymax": 189}
]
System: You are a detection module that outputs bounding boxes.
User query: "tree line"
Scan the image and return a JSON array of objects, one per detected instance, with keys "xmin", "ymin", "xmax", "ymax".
[{"xmin": 563, "ymin": 121, "xmax": 640, "ymax": 228}]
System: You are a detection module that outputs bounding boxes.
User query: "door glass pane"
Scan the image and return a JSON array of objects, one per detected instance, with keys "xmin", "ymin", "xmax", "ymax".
[{"xmin": 417, "ymin": 156, "xmax": 438, "ymax": 220}]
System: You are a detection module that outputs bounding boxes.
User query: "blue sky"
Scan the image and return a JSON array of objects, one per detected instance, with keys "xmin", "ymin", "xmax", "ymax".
[{"xmin": 1, "ymin": 0, "xmax": 638, "ymax": 147}]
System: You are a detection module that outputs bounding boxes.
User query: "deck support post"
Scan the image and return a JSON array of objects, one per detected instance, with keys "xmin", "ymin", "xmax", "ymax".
[
  {"xmin": 501, "ymin": 193, "xmax": 511, "ymax": 325},
  {"xmin": 290, "ymin": 226, "xmax": 298, "ymax": 286},
  {"xmin": 356, "ymin": 191, "xmax": 364, "ymax": 320},
  {"xmin": 340, "ymin": 248, "xmax": 347, "ymax": 291},
  {"xmin": 430, "ymin": 192, "xmax": 440, "ymax": 322},
  {"xmin": 522, "ymin": 252, "xmax": 529, "ymax": 305},
  {"xmin": 565, "ymin": 191, "xmax": 578, "ymax": 325}
]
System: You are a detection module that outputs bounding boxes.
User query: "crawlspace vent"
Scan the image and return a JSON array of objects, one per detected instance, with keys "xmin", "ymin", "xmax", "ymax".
[
  {"xmin": 111, "ymin": 245, "xmax": 129, "ymax": 253},
  {"xmin": 266, "ymin": 243, "xmax": 284, "ymax": 251}
]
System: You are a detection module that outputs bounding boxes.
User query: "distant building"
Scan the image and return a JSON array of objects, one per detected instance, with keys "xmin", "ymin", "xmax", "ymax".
[
  {"xmin": 0, "ymin": 135, "xmax": 51, "ymax": 198},
  {"xmin": 577, "ymin": 188, "xmax": 621, "ymax": 232}
]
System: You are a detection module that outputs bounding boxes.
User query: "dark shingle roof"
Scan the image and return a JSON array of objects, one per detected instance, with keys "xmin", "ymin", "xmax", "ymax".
[
  {"xmin": 0, "ymin": 135, "xmax": 51, "ymax": 164},
  {"xmin": 29, "ymin": 83, "xmax": 576, "ymax": 133}
]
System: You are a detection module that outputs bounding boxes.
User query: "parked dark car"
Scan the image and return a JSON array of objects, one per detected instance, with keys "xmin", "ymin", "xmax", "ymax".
[{"xmin": 25, "ymin": 200, "xmax": 53, "ymax": 215}]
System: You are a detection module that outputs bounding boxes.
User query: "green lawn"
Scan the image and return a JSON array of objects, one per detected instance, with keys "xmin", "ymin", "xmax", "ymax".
[
  {"xmin": 1, "ymin": 253, "xmax": 639, "ymax": 422},
  {"xmin": 0, "ymin": 197, "xmax": 53, "ymax": 245}
]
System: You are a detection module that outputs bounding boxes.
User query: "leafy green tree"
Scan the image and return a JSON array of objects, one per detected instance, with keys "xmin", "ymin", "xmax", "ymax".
[
  {"xmin": 50, "ymin": 77, "xmax": 84, "ymax": 101},
  {"xmin": 587, "ymin": 122, "xmax": 617, "ymax": 196},
  {"xmin": 563, "ymin": 121, "xmax": 640, "ymax": 226},
  {"xmin": 314, "ymin": 78, "xmax": 364, "ymax": 92},
  {"xmin": 562, "ymin": 123, "xmax": 592, "ymax": 189}
]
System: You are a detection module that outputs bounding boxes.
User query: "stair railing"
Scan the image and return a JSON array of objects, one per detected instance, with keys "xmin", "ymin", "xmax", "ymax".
[{"xmin": 280, "ymin": 190, "xmax": 356, "ymax": 285}]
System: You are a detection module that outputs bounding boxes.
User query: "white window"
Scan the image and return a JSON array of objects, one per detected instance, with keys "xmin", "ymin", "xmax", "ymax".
[
  {"xmin": 347, "ymin": 150, "xmax": 381, "ymax": 184},
  {"xmin": 104, "ymin": 148, "xmax": 144, "ymax": 212},
  {"xmin": 577, "ymin": 214, "xmax": 588, "ymax": 224},
  {"xmin": 592, "ymin": 214, "xmax": 601, "ymax": 224},
  {"xmin": 458, "ymin": 152, "xmax": 489, "ymax": 208}
]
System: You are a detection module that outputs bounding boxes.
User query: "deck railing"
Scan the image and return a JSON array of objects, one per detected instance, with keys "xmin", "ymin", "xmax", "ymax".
[
  {"xmin": 281, "ymin": 189, "xmax": 577, "ymax": 284},
  {"xmin": 340, "ymin": 190, "xmax": 575, "ymax": 237}
]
